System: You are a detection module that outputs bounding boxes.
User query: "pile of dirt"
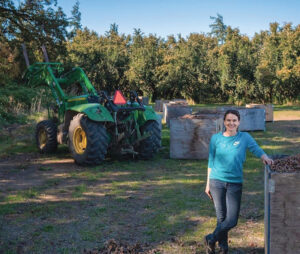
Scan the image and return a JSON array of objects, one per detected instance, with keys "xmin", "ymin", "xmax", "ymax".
[
  {"xmin": 83, "ymin": 239, "xmax": 160, "ymax": 254},
  {"xmin": 180, "ymin": 112, "xmax": 222, "ymax": 119},
  {"xmin": 270, "ymin": 154, "xmax": 300, "ymax": 173}
]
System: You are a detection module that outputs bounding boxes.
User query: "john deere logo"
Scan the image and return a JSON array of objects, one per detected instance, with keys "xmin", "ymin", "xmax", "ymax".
[{"xmin": 233, "ymin": 141, "xmax": 240, "ymax": 146}]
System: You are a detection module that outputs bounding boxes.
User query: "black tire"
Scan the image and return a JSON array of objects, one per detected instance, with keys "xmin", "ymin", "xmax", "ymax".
[
  {"xmin": 35, "ymin": 120, "xmax": 58, "ymax": 153},
  {"xmin": 137, "ymin": 120, "xmax": 161, "ymax": 159},
  {"xmin": 68, "ymin": 114, "xmax": 109, "ymax": 165}
]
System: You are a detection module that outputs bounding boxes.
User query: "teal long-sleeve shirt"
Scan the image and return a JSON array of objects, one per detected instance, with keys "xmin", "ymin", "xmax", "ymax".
[{"xmin": 208, "ymin": 131, "xmax": 265, "ymax": 183}]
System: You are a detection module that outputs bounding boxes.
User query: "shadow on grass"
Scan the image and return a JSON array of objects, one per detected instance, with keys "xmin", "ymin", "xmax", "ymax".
[{"xmin": 0, "ymin": 151, "xmax": 216, "ymax": 253}]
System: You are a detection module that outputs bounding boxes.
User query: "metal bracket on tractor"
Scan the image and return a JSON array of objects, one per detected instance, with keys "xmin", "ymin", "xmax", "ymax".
[{"xmin": 23, "ymin": 44, "xmax": 161, "ymax": 165}]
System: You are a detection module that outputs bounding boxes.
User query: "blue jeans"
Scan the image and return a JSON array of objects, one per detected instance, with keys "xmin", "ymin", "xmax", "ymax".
[{"xmin": 209, "ymin": 179, "xmax": 243, "ymax": 249}]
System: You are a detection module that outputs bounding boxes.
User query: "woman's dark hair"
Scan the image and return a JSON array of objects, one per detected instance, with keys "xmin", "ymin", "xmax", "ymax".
[{"xmin": 223, "ymin": 109, "xmax": 240, "ymax": 121}]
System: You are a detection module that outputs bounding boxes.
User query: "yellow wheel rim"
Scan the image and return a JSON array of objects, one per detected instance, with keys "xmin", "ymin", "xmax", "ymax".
[
  {"xmin": 38, "ymin": 129, "xmax": 47, "ymax": 149},
  {"xmin": 73, "ymin": 126, "xmax": 87, "ymax": 154}
]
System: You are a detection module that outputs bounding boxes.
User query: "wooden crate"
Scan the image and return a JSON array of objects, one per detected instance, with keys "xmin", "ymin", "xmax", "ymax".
[
  {"xmin": 138, "ymin": 96, "xmax": 149, "ymax": 105},
  {"xmin": 172, "ymin": 99, "xmax": 188, "ymax": 104},
  {"xmin": 163, "ymin": 103, "xmax": 192, "ymax": 127},
  {"xmin": 246, "ymin": 104, "xmax": 273, "ymax": 122},
  {"xmin": 155, "ymin": 100, "xmax": 170, "ymax": 112},
  {"xmin": 155, "ymin": 114, "xmax": 163, "ymax": 147},
  {"xmin": 218, "ymin": 106, "xmax": 265, "ymax": 131},
  {"xmin": 265, "ymin": 166, "xmax": 300, "ymax": 254},
  {"xmin": 170, "ymin": 114, "xmax": 223, "ymax": 159}
]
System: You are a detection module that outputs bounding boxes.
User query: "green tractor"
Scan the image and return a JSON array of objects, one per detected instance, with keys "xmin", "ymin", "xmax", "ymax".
[{"xmin": 23, "ymin": 49, "xmax": 161, "ymax": 165}]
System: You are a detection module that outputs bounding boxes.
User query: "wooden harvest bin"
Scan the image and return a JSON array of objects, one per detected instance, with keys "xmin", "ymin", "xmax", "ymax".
[
  {"xmin": 246, "ymin": 104, "xmax": 273, "ymax": 122},
  {"xmin": 218, "ymin": 106, "xmax": 265, "ymax": 131},
  {"xmin": 138, "ymin": 96, "xmax": 149, "ymax": 105},
  {"xmin": 170, "ymin": 114, "xmax": 223, "ymax": 159},
  {"xmin": 155, "ymin": 100, "xmax": 170, "ymax": 112},
  {"xmin": 163, "ymin": 103, "xmax": 192, "ymax": 127},
  {"xmin": 264, "ymin": 155, "xmax": 300, "ymax": 254},
  {"xmin": 156, "ymin": 114, "xmax": 163, "ymax": 147}
]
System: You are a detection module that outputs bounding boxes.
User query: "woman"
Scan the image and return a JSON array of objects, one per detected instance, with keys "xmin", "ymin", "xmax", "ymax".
[{"xmin": 204, "ymin": 109, "xmax": 273, "ymax": 254}]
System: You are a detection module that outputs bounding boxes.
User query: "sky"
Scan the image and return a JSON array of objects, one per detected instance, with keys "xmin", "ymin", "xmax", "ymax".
[{"xmin": 58, "ymin": 0, "xmax": 300, "ymax": 38}]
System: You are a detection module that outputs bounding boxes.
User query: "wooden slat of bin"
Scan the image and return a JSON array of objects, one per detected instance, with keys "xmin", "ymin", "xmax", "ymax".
[
  {"xmin": 170, "ymin": 114, "xmax": 223, "ymax": 159},
  {"xmin": 246, "ymin": 104, "xmax": 273, "ymax": 122},
  {"xmin": 268, "ymin": 172, "xmax": 300, "ymax": 254}
]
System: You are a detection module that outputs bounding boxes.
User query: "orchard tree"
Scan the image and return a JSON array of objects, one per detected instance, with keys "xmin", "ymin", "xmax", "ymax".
[
  {"xmin": 126, "ymin": 32, "xmax": 164, "ymax": 100},
  {"xmin": 218, "ymin": 27, "xmax": 256, "ymax": 104},
  {"xmin": 255, "ymin": 23, "xmax": 282, "ymax": 103}
]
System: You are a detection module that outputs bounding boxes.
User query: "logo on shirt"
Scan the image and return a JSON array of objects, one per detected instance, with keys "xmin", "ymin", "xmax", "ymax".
[{"xmin": 233, "ymin": 141, "xmax": 240, "ymax": 146}]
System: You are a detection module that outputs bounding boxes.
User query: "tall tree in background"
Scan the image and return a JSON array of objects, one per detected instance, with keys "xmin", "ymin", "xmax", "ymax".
[
  {"xmin": 69, "ymin": 0, "xmax": 82, "ymax": 39},
  {"xmin": 218, "ymin": 27, "xmax": 256, "ymax": 104},
  {"xmin": 255, "ymin": 23, "xmax": 282, "ymax": 103},
  {"xmin": 126, "ymin": 31, "xmax": 163, "ymax": 100},
  {"xmin": 0, "ymin": 0, "xmax": 69, "ymax": 48},
  {"xmin": 0, "ymin": 0, "xmax": 73, "ymax": 75},
  {"xmin": 0, "ymin": 0, "xmax": 81, "ymax": 123},
  {"xmin": 209, "ymin": 13, "xmax": 227, "ymax": 44},
  {"xmin": 66, "ymin": 26, "xmax": 131, "ymax": 93},
  {"xmin": 157, "ymin": 33, "xmax": 221, "ymax": 103},
  {"xmin": 276, "ymin": 23, "xmax": 300, "ymax": 102}
]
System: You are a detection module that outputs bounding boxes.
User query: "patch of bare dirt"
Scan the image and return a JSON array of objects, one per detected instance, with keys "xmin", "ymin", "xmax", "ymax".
[
  {"xmin": 274, "ymin": 113, "xmax": 300, "ymax": 121},
  {"xmin": 0, "ymin": 153, "xmax": 80, "ymax": 192},
  {"xmin": 83, "ymin": 239, "xmax": 161, "ymax": 254}
]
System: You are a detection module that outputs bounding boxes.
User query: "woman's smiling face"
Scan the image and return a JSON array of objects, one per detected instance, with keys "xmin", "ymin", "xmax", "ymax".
[{"xmin": 224, "ymin": 113, "xmax": 240, "ymax": 132}]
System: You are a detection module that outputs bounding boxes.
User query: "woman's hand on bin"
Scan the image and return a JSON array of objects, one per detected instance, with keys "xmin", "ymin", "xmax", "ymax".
[{"xmin": 261, "ymin": 154, "xmax": 274, "ymax": 165}]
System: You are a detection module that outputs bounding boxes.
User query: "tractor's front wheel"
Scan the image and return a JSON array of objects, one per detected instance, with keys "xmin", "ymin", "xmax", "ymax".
[
  {"xmin": 68, "ymin": 114, "xmax": 108, "ymax": 165},
  {"xmin": 137, "ymin": 120, "xmax": 161, "ymax": 159},
  {"xmin": 35, "ymin": 120, "xmax": 58, "ymax": 153}
]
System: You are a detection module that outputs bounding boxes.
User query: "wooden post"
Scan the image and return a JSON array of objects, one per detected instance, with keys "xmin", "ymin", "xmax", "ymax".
[
  {"xmin": 41, "ymin": 45, "xmax": 50, "ymax": 62},
  {"xmin": 21, "ymin": 44, "xmax": 30, "ymax": 68},
  {"xmin": 265, "ymin": 165, "xmax": 300, "ymax": 253}
]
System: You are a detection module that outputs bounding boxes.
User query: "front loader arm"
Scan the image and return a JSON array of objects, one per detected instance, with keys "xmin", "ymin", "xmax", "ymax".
[{"xmin": 23, "ymin": 63, "xmax": 66, "ymax": 108}]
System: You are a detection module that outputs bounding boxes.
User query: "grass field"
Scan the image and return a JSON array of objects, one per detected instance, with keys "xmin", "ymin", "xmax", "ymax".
[{"xmin": 0, "ymin": 105, "xmax": 299, "ymax": 254}]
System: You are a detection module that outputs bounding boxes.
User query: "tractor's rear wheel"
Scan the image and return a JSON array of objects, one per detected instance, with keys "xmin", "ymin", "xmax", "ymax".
[
  {"xmin": 68, "ymin": 114, "xmax": 108, "ymax": 165},
  {"xmin": 35, "ymin": 120, "xmax": 58, "ymax": 153},
  {"xmin": 137, "ymin": 120, "xmax": 161, "ymax": 159}
]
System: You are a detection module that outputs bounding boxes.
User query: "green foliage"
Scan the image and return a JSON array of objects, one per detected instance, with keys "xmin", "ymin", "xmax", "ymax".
[
  {"xmin": 157, "ymin": 34, "xmax": 222, "ymax": 103},
  {"xmin": 255, "ymin": 23, "xmax": 300, "ymax": 103},
  {"xmin": 66, "ymin": 27, "xmax": 130, "ymax": 94},
  {"xmin": 0, "ymin": 82, "xmax": 37, "ymax": 123},
  {"xmin": 126, "ymin": 32, "xmax": 163, "ymax": 99},
  {"xmin": 218, "ymin": 27, "xmax": 256, "ymax": 104},
  {"xmin": 209, "ymin": 13, "xmax": 227, "ymax": 44},
  {"xmin": 0, "ymin": 2, "xmax": 300, "ymax": 124},
  {"xmin": 0, "ymin": 0, "xmax": 82, "ymax": 123},
  {"xmin": 69, "ymin": 0, "xmax": 82, "ymax": 39}
]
